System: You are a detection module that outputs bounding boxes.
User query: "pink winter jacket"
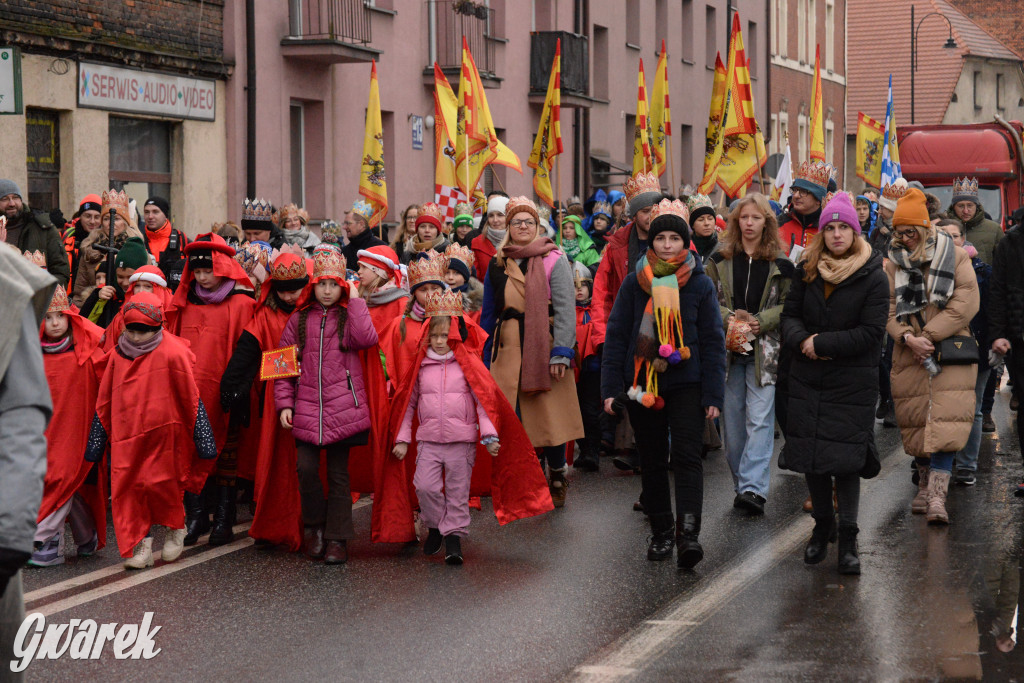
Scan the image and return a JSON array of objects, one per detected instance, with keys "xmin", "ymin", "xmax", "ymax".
[{"xmin": 397, "ymin": 349, "xmax": 497, "ymax": 444}]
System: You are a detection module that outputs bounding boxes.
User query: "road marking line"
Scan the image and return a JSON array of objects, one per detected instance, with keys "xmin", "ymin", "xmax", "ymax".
[
  {"xmin": 569, "ymin": 517, "xmax": 813, "ymax": 682},
  {"xmin": 33, "ymin": 537, "xmax": 256, "ymax": 617},
  {"xmin": 23, "ymin": 522, "xmax": 252, "ymax": 604},
  {"xmin": 26, "ymin": 496, "xmax": 375, "ymax": 614}
]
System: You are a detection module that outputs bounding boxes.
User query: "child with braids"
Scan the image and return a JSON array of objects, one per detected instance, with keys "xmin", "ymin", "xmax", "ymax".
[{"xmin": 274, "ymin": 249, "xmax": 379, "ymax": 565}]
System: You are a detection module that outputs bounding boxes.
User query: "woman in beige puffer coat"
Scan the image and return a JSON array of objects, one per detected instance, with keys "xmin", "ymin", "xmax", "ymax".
[{"xmin": 885, "ymin": 188, "xmax": 979, "ymax": 525}]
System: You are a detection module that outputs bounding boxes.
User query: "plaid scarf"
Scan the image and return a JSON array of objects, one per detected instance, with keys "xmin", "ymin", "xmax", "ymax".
[
  {"xmin": 889, "ymin": 229, "xmax": 957, "ymax": 321},
  {"xmin": 629, "ymin": 249, "xmax": 694, "ymax": 408}
]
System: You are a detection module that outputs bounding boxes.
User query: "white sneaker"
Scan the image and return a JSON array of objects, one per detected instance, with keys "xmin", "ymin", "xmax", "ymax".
[
  {"xmin": 162, "ymin": 527, "xmax": 186, "ymax": 562},
  {"xmin": 124, "ymin": 537, "xmax": 154, "ymax": 569}
]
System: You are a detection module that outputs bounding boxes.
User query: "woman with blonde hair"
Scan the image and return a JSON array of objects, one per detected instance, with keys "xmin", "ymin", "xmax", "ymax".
[
  {"xmin": 706, "ymin": 193, "xmax": 793, "ymax": 516},
  {"xmin": 886, "ymin": 188, "xmax": 979, "ymax": 525},
  {"xmin": 782, "ymin": 192, "xmax": 889, "ymax": 574},
  {"xmin": 391, "ymin": 204, "xmax": 420, "ymax": 262}
]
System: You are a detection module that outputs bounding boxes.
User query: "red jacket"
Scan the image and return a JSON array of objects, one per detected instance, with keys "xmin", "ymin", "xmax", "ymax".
[
  {"xmin": 591, "ymin": 222, "xmax": 638, "ymax": 339},
  {"xmin": 778, "ymin": 210, "xmax": 821, "ymax": 256},
  {"xmin": 470, "ymin": 233, "xmax": 498, "ymax": 282}
]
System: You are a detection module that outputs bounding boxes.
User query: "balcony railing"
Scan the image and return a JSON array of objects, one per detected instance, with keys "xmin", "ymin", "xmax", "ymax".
[
  {"xmin": 287, "ymin": 0, "xmax": 372, "ymax": 45},
  {"xmin": 432, "ymin": 0, "xmax": 496, "ymax": 78}
]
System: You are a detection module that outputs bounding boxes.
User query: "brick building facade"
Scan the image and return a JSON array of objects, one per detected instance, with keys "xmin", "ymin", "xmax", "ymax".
[
  {"xmin": 767, "ymin": 0, "xmax": 847, "ymax": 184},
  {"xmin": 0, "ymin": 0, "xmax": 230, "ymax": 233}
]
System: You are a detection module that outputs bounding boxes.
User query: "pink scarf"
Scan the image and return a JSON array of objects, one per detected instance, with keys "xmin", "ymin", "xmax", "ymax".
[
  {"xmin": 118, "ymin": 330, "xmax": 163, "ymax": 359},
  {"xmin": 501, "ymin": 237, "xmax": 558, "ymax": 393},
  {"xmin": 193, "ymin": 278, "xmax": 235, "ymax": 305}
]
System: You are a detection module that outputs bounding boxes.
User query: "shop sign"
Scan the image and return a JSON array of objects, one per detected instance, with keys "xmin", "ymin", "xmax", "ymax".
[
  {"xmin": 78, "ymin": 62, "xmax": 215, "ymax": 121},
  {"xmin": 0, "ymin": 47, "xmax": 23, "ymax": 115}
]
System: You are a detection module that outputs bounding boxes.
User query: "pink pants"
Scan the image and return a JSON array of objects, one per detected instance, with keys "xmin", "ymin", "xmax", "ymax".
[{"xmin": 414, "ymin": 441, "xmax": 476, "ymax": 537}]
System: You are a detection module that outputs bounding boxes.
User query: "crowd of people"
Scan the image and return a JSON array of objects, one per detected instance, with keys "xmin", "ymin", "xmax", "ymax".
[{"xmin": 1, "ymin": 156, "xmax": 1024, "ymax": 589}]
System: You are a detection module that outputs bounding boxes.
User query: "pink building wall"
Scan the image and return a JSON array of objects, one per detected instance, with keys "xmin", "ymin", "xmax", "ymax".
[{"xmin": 223, "ymin": 0, "xmax": 770, "ymax": 225}]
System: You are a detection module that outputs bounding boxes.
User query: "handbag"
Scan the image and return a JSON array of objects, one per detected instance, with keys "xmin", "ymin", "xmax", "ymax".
[{"xmin": 933, "ymin": 335, "xmax": 979, "ymax": 365}]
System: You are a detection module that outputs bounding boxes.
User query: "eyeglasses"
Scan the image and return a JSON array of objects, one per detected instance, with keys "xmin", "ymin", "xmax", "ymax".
[
  {"xmin": 791, "ymin": 188, "xmax": 810, "ymax": 197},
  {"xmin": 895, "ymin": 228, "xmax": 919, "ymax": 239},
  {"xmin": 510, "ymin": 219, "xmax": 537, "ymax": 228}
]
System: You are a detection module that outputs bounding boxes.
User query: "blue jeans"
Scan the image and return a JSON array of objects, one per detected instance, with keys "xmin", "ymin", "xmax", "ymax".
[
  {"xmin": 918, "ymin": 451, "xmax": 956, "ymax": 474},
  {"xmin": 723, "ymin": 358, "xmax": 776, "ymax": 497},
  {"xmin": 956, "ymin": 366, "xmax": 991, "ymax": 473}
]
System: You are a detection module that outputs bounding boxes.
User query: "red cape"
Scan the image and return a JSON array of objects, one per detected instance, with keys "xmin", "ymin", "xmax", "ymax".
[
  {"xmin": 379, "ymin": 312, "xmax": 487, "ymax": 387},
  {"xmin": 38, "ymin": 314, "xmax": 108, "ymax": 549},
  {"xmin": 574, "ymin": 304, "xmax": 601, "ymax": 380},
  {"xmin": 96, "ymin": 332, "xmax": 207, "ymax": 557},
  {"xmin": 167, "ymin": 258, "xmax": 256, "ymax": 491},
  {"xmin": 367, "ymin": 295, "xmax": 408, "ymax": 336},
  {"xmin": 372, "ymin": 321, "xmax": 553, "ymax": 543}
]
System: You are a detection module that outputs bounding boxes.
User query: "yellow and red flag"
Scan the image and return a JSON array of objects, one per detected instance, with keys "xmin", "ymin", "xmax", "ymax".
[
  {"xmin": 358, "ymin": 60, "xmax": 388, "ymax": 226},
  {"xmin": 855, "ymin": 112, "xmax": 886, "ymax": 187},
  {"xmin": 721, "ymin": 14, "xmax": 757, "ymax": 138},
  {"xmin": 698, "ymin": 52, "xmax": 728, "ymax": 194},
  {"xmin": 650, "ymin": 40, "xmax": 671, "ymax": 178},
  {"xmin": 455, "ymin": 38, "xmax": 521, "ymax": 198},
  {"xmin": 810, "ymin": 44, "xmax": 825, "ymax": 162},
  {"xmin": 632, "ymin": 58, "xmax": 656, "ymax": 175},
  {"xmin": 528, "ymin": 38, "xmax": 563, "ymax": 208},
  {"xmin": 433, "ymin": 63, "xmax": 468, "ymax": 219}
]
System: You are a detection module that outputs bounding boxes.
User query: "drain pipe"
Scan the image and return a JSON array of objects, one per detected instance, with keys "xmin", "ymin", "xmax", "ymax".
[
  {"xmin": 428, "ymin": 0, "xmax": 437, "ymax": 67},
  {"xmin": 246, "ymin": 0, "xmax": 257, "ymax": 197}
]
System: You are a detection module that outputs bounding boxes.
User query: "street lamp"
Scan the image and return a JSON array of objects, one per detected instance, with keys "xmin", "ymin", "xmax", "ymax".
[{"xmin": 910, "ymin": 4, "xmax": 959, "ymax": 124}]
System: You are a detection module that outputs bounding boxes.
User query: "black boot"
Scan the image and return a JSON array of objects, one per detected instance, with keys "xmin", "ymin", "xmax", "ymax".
[
  {"xmin": 676, "ymin": 514, "xmax": 704, "ymax": 569},
  {"xmin": 612, "ymin": 449, "xmax": 641, "ymax": 473},
  {"xmin": 803, "ymin": 515, "xmax": 836, "ymax": 565},
  {"xmin": 183, "ymin": 491, "xmax": 210, "ymax": 546},
  {"xmin": 444, "ymin": 535, "xmax": 463, "ymax": 565},
  {"xmin": 837, "ymin": 525, "xmax": 861, "ymax": 575},
  {"xmin": 647, "ymin": 513, "xmax": 675, "ymax": 561},
  {"xmin": 207, "ymin": 485, "xmax": 237, "ymax": 546}
]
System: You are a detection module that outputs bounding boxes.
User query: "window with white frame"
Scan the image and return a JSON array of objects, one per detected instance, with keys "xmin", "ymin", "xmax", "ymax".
[
  {"xmin": 770, "ymin": 113, "xmax": 779, "ymax": 155},
  {"xmin": 825, "ymin": 0, "xmax": 834, "ymax": 71},
  {"xmin": 797, "ymin": 0, "xmax": 806, "ymax": 62},
  {"xmin": 807, "ymin": 0, "xmax": 816, "ymax": 64},
  {"xmin": 825, "ymin": 119, "xmax": 834, "ymax": 164},
  {"xmin": 779, "ymin": 0, "xmax": 788, "ymax": 58},
  {"xmin": 797, "ymin": 114, "xmax": 808, "ymax": 163},
  {"xmin": 779, "ymin": 111, "xmax": 790, "ymax": 150},
  {"xmin": 770, "ymin": 0, "xmax": 777, "ymax": 53}
]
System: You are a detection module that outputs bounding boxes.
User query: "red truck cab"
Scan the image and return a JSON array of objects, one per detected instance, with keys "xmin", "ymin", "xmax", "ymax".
[{"xmin": 897, "ymin": 118, "xmax": 1024, "ymax": 230}]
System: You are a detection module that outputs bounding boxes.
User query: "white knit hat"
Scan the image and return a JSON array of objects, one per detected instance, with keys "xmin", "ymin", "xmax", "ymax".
[{"xmin": 487, "ymin": 195, "xmax": 509, "ymax": 215}]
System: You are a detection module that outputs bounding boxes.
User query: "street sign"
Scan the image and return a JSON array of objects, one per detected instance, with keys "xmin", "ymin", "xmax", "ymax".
[
  {"xmin": 0, "ymin": 47, "xmax": 24, "ymax": 115},
  {"xmin": 411, "ymin": 115, "xmax": 424, "ymax": 150}
]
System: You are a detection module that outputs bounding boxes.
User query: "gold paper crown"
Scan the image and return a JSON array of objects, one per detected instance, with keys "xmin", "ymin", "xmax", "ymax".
[
  {"xmin": 423, "ymin": 289, "xmax": 464, "ymax": 318},
  {"xmin": 454, "ymin": 202, "xmax": 474, "ymax": 217},
  {"xmin": 407, "ymin": 251, "xmax": 447, "ymax": 287},
  {"xmin": 273, "ymin": 203, "xmax": 309, "ymax": 226},
  {"xmin": 794, "ymin": 160, "xmax": 836, "ymax": 190},
  {"xmin": 271, "ymin": 253, "xmax": 308, "ymax": 281},
  {"xmin": 592, "ymin": 201, "xmax": 613, "ymax": 217},
  {"xmin": 650, "ymin": 198, "xmax": 690, "ymax": 223},
  {"xmin": 623, "ymin": 171, "xmax": 661, "ymax": 203},
  {"xmin": 953, "ymin": 177, "xmax": 979, "ymax": 198},
  {"xmin": 100, "ymin": 189, "xmax": 131, "ymax": 222},
  {"xmin": 444, "ymin": 243, "xmax": 475, "ymax": 270},
  {"xmin": 417, "ymin": 202, "xmax": 446, "ymax": 225},
  {"xmin": 23, "ymin": 250, "xmax": 46, "ymax": 268},
  {"xmin": 242, "ymin": 198, "xmax": 274, "ymax": 223},
  {"xmin": 48, "ymin": 285, "xmax": 71, "ymax": 314},
  {"xmin": 505, "ymin": 195, "xmax": 538, "ymax": 218},
  {"xmin": 312, "ymin": 247, "xmax": 346, "ymax": 280},
  {"xmin": 881, "ymin": 178, "xmax": 909, "ymax": 201},
  {"xmin": 536, "ymin": 205, "xmax": 551, "ymax": 222},
  {"xmin": 352, "ymin": 199, "xmax": 375, "ymax": 221},
  {"xmin": 687, "ymin": 194, "xmax": 714, "ymax": 212}
]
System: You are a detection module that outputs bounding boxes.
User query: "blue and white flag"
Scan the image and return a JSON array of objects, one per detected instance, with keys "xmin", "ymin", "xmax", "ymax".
[{"xmin": 880, "ymin": 74, "xmax": 902, "ymax": 188}]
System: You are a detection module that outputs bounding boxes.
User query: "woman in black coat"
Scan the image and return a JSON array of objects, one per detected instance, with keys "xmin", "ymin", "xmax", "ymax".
[{"xmin": 780, "ymin": 193, "xmax": 889, "ymax": 575}]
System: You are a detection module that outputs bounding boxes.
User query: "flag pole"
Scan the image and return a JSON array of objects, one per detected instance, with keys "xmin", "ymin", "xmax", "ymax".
[
  {"xmin": 756, "ymin": 128, "xmax": 767, "ymax": 196},
  {"xmin": 668, "ymin": 133, "xmax": 676, "ymax": 194},
  {"xmin": 556, "ymin": 154, "xmax": 562, "ymax": 229}
]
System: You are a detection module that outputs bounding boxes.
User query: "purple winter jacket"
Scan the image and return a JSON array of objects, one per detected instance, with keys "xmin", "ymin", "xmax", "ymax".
[
  {"xmin": 274, "ymin": 297, "xmax": 379, "ymax": 446},
  {"xmin": 397, "ymin": 349, "xmax": 497, "ymax": 445}
]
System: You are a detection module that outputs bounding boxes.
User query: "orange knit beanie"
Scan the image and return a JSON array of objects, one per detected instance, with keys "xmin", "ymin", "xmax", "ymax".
[{"xmin": 892, "ymin": 187, "xmax": 931, "ymax": 228}]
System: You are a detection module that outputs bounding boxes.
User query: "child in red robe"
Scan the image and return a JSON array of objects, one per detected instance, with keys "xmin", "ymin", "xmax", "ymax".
[
  {"xmin": 220, "ymin": 253, "xmax": 309, "ymax": 550},
  {"xmin": 167, "ymin": 233, "xmax": 256, "ymax": 547},
  {"xmin": 571, "ymin": 261, "xmax": 604, "ymax": 472},
  {"xmin": 86, "ymin": 292, "xmax": 218, "ymax": 569},
  {"xmin": 356, "ymin": 244, "xmax": 408, "ymax": 335},
  {"xmin": 29, "ymin": 286, "xmax": 108, "ymax": 567},
  {"xmin": 101, "ymin": 265, "xmax": 173, "ymax": 351},
  {"xmin": 378, "ymin": 289, "xmax": 553, "ymax": 555}
]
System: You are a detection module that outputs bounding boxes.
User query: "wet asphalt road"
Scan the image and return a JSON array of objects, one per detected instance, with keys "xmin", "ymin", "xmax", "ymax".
[{"xmin": 17, "ymin": 387, "xmax": 1024, "ymax": 681}]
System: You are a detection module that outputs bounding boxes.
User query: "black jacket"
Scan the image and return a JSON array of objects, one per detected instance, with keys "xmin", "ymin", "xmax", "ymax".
[
  {"xmin": 990, "ymin": 225, "xmax": 1024, "ymax": 342},
  {"xmin": 342, "ymin": 229, "xmax": 386, "ymax": 272},
  {"xmin": 780, "ymin": 250, "xmax": 889, "ymax": 476}
]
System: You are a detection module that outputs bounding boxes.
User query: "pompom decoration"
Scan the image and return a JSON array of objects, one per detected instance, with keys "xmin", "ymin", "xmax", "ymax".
[
  {"xmin": 652, "ymin": 358, "xmax": 668, "ymax": 373},
  {"xmin": 659, "ymin": 344, "xmax": 673, "ymax": 358},
  {"xmin": 668, "ymin": 350, "xmax": 683, "ymax": 365},
  {"xmin": 653, "ymin": 396, "xmax": 665, "ymax": 410},
  {"xmin": 641, "ymin": 393, "xmax": 656, "ymax": 408},
  {"xmin": 628, "ymin": 386, "xmax": 643, "ymax": 402}
]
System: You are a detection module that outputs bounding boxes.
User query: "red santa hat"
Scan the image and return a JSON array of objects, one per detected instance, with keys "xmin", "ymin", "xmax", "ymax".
[
  {"xmin": 357, "ymin": 245, "xmax": 400, "ymax": 283},
  {"xmin": 128, "ymin": 265, "xmax": 168, "ymax": 289}
]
